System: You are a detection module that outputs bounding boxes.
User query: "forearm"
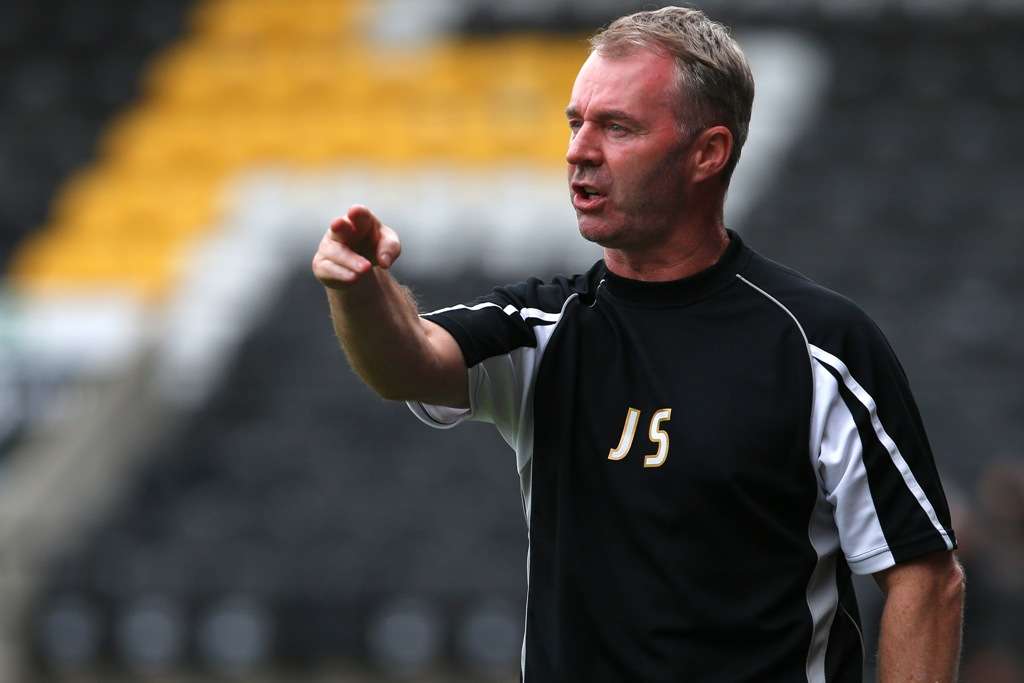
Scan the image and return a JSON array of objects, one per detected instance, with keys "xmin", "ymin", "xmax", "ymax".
[
  {"xmin": 326, "ymin": 268, "xmax": 437, "ymax": 400},
  {"xmin": 314, "ymin": 205, "xmax": 467, "ymax": 405},
  {"xmin": 876, "ymin": 561, "xmax": 964, "ymax": 682}
]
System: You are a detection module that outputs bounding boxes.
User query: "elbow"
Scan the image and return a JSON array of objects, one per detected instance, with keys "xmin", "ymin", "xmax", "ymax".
[
  {"xmin": 876, "ymin": 550, "xmax": 966, "ymax": 607},
  {"xmin": 375, "ymin": 385, "xmax": 410, "ymax": 402},
  {"xmin": 944, "ymin": 556, "xmax": 966, "ymax": 607},
  {"xmin": 917, "ymin": 554, "xmax": 966, "ymax": 616},
  {"xmin": 364, "ymin": 374, "xmax": 412, "ymax": 402},
  {"xmin": 349, "ymin": 364, "xmax": 416, "ymax": 402},
  {"xmin": 371, "ymin": 373, "xmax": 439, "ymax": 403}
]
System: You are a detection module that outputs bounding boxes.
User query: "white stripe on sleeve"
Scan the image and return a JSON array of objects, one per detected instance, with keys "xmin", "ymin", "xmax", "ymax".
[{"xmin": 810, "ymin": 345, "xmax": 954, "ymax": 554}]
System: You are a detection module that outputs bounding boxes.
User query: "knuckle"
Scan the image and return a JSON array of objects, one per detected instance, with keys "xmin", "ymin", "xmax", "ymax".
[{"xmin": 327, "ymin": 243, "xmax": 349, "ymax": 260}]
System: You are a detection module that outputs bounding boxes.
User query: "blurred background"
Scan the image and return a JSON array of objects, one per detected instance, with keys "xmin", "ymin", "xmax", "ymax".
[{"xmin": 0, "ymin": 0, "xmax": 1020, "ymax": 681}]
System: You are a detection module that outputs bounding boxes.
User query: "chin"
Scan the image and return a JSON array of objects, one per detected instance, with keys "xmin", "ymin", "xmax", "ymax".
[
  {"xmin": 578, "ymin": 217, "xmax": 626, "ymax": 248},
  {"xmin": 577, "ymin": 216, "xmax": 612, "ymax": 243}
]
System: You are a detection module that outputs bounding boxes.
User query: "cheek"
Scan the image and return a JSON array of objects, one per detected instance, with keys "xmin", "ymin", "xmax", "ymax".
[
  {"xmin": 628, "ymin": 154, "xmax": 683, "ymax": 197},
  {"xmin": 609, "ymin": 153, "xmax": 650, "ymax": 188},
  {"xmin": 604, "ymin": 161, "xmax": 648, "ymax": 208}
]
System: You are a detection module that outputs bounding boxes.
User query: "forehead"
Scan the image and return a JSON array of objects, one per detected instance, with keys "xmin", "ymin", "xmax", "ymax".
[{"xmin": 568, "ymin": 49, "xmax": 679, "ymax": 116}]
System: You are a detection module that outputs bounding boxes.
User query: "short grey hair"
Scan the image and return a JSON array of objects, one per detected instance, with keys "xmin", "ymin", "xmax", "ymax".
[{"xmin": 589, "ymin": 6, "xmax": 755, "ymax": 184}]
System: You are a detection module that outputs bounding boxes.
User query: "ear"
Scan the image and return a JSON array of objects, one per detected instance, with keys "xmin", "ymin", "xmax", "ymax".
[{"xmin": 688, "ymin": 125, "xmax": 734, "ymax": 184}]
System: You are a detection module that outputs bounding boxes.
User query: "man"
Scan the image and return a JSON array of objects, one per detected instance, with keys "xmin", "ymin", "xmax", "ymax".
[{"xmin": 312, "ymin": 7, "xmax": 964, "ymax": 682}]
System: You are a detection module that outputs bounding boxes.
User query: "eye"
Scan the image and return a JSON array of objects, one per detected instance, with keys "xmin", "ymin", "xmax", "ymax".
[
  {"xmin": 568, "ymin": 119, "xmax": 582, "ymax": 135},
  {"xmin": 607, "ymin": 123, "xmax": 628, "ymax": 135}
]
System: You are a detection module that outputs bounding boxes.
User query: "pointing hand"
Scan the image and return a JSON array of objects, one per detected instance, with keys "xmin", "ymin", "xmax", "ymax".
[{"xmin": 312, "ymin": 205, "xmax": 402, "ymax": 289}]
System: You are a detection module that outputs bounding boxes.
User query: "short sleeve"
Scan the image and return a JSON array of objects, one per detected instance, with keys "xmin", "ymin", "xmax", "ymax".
[
  {"xmin": 808, "ymin": 316, "xmax": 956, "ymax": 575},
  {"xmin": 406, "ymin": 276, "xmax": 578, "ymax": 455}
]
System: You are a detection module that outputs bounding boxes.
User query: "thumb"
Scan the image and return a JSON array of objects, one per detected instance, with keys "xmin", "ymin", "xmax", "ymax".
[{"xmin": 376, "ymin": 225, "xmax": 402, "ymax": 269}]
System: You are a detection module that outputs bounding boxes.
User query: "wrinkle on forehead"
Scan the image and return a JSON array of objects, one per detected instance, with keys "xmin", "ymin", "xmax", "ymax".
[{"xmin": 569, "ymin": 50, "xmax": 680, "ymax": 123}]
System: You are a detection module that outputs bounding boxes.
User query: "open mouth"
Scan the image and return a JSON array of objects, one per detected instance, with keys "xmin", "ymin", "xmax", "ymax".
[
  {"xmin": 572, "ymin": 183, "xmax": 605, "ymax": 200},
  {"xmin": 572, "ymin": 186, "xmax": 606, "ymax": 212}
]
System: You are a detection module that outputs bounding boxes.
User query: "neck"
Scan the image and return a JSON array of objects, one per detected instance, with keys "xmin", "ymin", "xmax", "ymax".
[{"xmin": 603, "ymin": 215, "xmax": 730, "ymax": 282}]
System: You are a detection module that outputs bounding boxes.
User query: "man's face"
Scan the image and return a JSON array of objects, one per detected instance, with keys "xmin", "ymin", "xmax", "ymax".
[{"xmin": 566, "ymin": 50, "xmax": 693, "ymax": 249}]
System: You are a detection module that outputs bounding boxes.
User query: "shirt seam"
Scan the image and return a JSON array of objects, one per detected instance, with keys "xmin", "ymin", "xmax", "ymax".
[{"xmin": 846, "ymin": 528, "xmax": 956, "ymax": 565}]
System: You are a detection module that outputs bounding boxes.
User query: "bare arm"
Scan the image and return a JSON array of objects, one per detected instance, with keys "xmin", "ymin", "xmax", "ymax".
[
  {"xmin": 312, "ymin": 205, "xmax": 468, "ymax": 407},
  {"xmin": 874, "ymin": 550, "xmax": 965, "ymax": 682}
]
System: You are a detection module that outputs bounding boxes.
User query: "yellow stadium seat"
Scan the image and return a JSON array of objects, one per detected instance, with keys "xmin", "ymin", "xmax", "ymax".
[{"xmin": 10, "ymin": 0, "xmax": 587, "ymax": 299}]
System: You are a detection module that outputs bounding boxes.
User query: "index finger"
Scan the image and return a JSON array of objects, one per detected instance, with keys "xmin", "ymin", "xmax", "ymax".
[
  {"xmin": 329, "ymin": 215, "xmax": 357, "ymax": 241},
  {"xmin": 347, "ymin": 205, "xmax": 381, "ymax": 238}
]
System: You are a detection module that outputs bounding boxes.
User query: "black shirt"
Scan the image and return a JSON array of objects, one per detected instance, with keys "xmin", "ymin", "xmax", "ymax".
[{"xmin": 409, "ymin": 230, "xmax": 956, "ymax": 683}]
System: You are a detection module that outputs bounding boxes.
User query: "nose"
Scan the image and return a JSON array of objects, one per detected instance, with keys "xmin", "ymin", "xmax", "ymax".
[{"xmin": 566, "ymin": 123, "xmax": 603, "ymax": 167}]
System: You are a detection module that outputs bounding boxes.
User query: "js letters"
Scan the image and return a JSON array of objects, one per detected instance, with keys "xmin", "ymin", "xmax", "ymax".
[{"xmin": 607, "ymin": 407, "xmax": 672, "ymax": 468}]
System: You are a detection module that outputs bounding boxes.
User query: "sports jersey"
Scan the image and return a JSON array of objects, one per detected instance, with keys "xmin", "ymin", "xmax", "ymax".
[{"xmin": 408, "ymin": 230, "xmax": 956, "ymax": 683}]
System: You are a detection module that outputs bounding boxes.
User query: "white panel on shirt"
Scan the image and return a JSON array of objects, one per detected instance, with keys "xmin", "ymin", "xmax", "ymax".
[
  {"xmin": 407, "ymin": 294, "xmax": 578, "ymax": 519},
  {"xmin": 810, "ymin": 344, "xmax": 953, "ymax": 575},
  {"xmin": 809, "ymin": 355, "xmax": 896, "ymax": 576}
]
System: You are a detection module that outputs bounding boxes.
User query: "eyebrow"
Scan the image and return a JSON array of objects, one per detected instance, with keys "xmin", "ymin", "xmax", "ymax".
[{"xmin": 564, "ymin": 106, "xmax": 643, "ymax": 126}]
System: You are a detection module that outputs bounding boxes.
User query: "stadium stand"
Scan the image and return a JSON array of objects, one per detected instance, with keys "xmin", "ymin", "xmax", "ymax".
[
  {"xmin": 0, "ymin": 0, "xmax": 192, "ymax": 270},
  {"xmin": 0, "ymin": 0, "xmax": 194, "ymax": 463},
  {"xmin": 34, "ymin": 270, "xmax": 528, "ymax": 675},
  {"xmin": 8, "ymin": 0, "xmax": 580, "ymax": 301},
  {"xmin": 4, "ymin": 0, "xmax": 1022, "ymax": 680}
]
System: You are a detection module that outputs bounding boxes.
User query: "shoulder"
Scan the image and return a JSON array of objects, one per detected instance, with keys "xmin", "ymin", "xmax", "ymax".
[
  {"xmin": 489, "ymin": 261, "xmax": 605, "ymax": 314},
  {"xmin": 420, "ymin": 262, "xmax": 603, "ymax": 368},
  {"xmin": 736, "ymin": 250, "xmax": 890, "ymax": 360}
]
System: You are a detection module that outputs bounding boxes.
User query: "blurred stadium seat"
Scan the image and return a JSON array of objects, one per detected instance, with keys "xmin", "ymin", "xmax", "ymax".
[{"xmin": 0, "ymin": 0, "xmax": 192, "ymax": 270}]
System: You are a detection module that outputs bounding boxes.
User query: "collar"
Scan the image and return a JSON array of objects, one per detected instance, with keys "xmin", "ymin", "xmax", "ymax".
[{"xmin": 600, "ymin": 229, "xmax": 749, "ymax": 307}]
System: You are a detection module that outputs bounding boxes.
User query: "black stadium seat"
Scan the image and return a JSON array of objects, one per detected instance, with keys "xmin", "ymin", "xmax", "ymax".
[{"xmin": 0, "ymin": 0, "xmax": 192, "ymax": 268}]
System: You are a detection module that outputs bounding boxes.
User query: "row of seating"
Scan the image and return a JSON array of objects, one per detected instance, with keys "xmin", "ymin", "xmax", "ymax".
[
  {"xmin": 35, "ymin": 589, "xmax": 525, "ymax": 675},
  {"xmin": 0, "ymin": 0, "xmax": 188, "ymax": 53}
]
